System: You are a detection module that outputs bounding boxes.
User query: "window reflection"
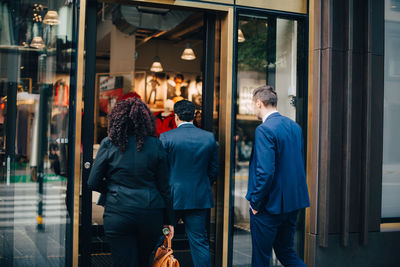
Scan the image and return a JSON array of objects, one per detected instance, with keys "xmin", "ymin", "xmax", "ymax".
[
  {"xmin": 382, "ymin": 0, "xmax": 400, "ymax": 219},
  {"xmin": 232, "ymin": 15, "xmax": 301, "ymax": 267},
  {"xmin": 0, "ymin": 1, "xmax": 75, "ymax": 266}
]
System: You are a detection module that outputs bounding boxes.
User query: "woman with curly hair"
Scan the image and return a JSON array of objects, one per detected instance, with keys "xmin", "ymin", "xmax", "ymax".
[{"xmin": 88, "ymin": 97, "xmax": 174, "ymax": 267}]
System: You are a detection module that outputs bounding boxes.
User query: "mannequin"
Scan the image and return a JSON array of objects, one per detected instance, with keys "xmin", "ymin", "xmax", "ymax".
[{"xmin": 147, "ymin": 75, "xmax": 160, "ymax": 105}]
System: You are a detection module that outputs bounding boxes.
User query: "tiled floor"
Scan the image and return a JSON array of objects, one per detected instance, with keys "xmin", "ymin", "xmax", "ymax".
[{"xmin": 232, "ymin": 228, "xmax": 285, "ymax": 267}]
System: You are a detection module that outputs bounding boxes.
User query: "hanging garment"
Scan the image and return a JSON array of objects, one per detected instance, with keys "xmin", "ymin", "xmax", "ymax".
[
  {"xmin": 0, "ymin": 3, "xmax": 14, "ymax": 45},
  {"xmin": 162, "ymin": 113, "xmax": 177, "ymax": 133},
  {"xmin": 54, "ymin": 81, "xmax": 69, "ymax": 106},
  {"xmin": 16, "ymin": 107, "xmax": 29, "ymax": 157},
  {"xmin": 43, "ymin": 22, "xmax": 54, "ymax": 47},
  {"xmin": 25, "ymin": 22, "xmax": 32, "ymax": 45},
  {"xmin": 154, "ymin": 111, "xmax": 177, "ymax": 136}
]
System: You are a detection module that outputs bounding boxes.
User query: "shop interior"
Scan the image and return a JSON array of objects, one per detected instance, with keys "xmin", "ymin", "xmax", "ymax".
[
  {"xmin": 0, "ymin": 1, "xmax": 73, "ymax": 182},
  {"xmin": 91, "ymin": 2, "xmax": 205, "ymax": 221},
  {"xmin": 89, "ymin": 3, "xmax": 220, "ymax": 265}
]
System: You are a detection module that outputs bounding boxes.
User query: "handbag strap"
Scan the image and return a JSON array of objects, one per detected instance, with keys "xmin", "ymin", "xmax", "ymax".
[
  {"xmin": 167, "ymin": 235, "xmax": 171, "ymax": 249},
  {"xmin": 163, "ymin": 235, "xmax": 172, "ymax": 249}
]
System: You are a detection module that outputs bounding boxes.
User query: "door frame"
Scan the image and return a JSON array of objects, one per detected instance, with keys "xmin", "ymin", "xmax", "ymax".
[
  {"xmin": 228, "ymin": 6, "xmax": 308, "ymax": 267},
  {"xmin": 79, "ymin": 1, "xmax": 234, "ymax": 266},
  {"xmin": 71, "ymin": 0, "xmax": 87, "ymax": 266}
]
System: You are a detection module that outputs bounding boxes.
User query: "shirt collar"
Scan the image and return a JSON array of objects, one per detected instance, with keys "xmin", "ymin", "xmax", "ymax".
[
  {"xmin": 262, "ymin": 110, "xmax": 278, "ymax": 123},
  {"xmin": 178, "ymin": 122, "xmax": 194, "ymax": 127}
]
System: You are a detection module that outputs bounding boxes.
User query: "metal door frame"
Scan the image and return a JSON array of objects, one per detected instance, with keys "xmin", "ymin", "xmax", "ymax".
[
  {"xmin": 228, "ymin": 6, "xmax": 308, "ymax": 266},
  {"xmin": 79, "ymin": 2, "xmax": 233, "ymax": 266}
]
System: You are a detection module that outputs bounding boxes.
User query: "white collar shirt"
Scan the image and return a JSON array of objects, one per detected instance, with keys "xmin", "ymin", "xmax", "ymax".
[
  {"xmin": 262, "ymin": 110, "xmax": 278, "ymax": 123},
  {"xmin": 178, "ymin": 122, "xmax": 193, "ymax": 127}
]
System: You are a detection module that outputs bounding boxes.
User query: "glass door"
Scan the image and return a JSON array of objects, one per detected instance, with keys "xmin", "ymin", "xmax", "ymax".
[
  {"xmin": 231, "ymin": 12, "xmax": 307, "ymax": 267},
  {"xmin": 80, "ymin": 2, "xmax": 223, "ymax": 266}
]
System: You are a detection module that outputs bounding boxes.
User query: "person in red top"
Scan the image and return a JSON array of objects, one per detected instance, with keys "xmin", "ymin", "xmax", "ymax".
[
  {"xmin": 118, "ymin": 91, "xmax": 178, "ymax": 135},
  {"xmin": 154, "ymin": 111, "xmax": 177, "ymax": 136}
]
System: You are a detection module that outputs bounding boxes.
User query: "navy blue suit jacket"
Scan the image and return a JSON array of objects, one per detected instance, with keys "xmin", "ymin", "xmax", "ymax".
[
  {"xmin": 160, "ymin": 124, "xmax": 219, "ymax": 210},
  {"xmin": 246, "ymin": 112, "xmax": 310, "ymax": 214}
]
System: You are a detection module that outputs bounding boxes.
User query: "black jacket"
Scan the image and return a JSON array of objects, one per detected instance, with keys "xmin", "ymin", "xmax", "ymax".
[{"xmin": 88, "ymin": 136, "xmax": 174, "ymax": 225}]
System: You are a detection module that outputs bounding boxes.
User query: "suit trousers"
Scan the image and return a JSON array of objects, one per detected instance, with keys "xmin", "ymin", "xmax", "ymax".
[
  {"xmin": 250, "ymin": 209, "xmax": 306, "ymax": 267},
  {"xmin": 103, "ymin": 205, "xmax": 163, "ymax": 267},
  {"xmin": 175, "ymin": 209, "xmax": 212, "ymax": 267}
]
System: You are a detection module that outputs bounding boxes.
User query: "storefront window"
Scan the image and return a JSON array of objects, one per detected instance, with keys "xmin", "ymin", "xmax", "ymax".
[
  {"xmin": 382, "ymin": 0, "xmax": 400, "ymax": 219},
  {"xmin": 232, "ymin": 14, "xmax": 304, "ymax": 266},
  {"xmin": 0, "ymin": 1, "xmax": 75, "ymax": 265}
]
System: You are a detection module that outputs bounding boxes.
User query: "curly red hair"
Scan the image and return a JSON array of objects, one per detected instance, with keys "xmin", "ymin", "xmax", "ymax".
[{"xmin": 108, "ymin": 97, "xmax": 156, "ymax": 152}]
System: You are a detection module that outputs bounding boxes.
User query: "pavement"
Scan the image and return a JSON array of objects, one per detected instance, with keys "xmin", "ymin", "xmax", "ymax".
[
  {"xmin": 382, "ymin": 164, "xmax": 400, "ymax": 218},
  {"xmin": 0, "ymin": 181, "xmax": 68, "ymax": 266}
]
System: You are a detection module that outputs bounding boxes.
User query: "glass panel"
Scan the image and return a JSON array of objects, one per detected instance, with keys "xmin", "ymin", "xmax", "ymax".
[
  {"xmin": 382, "ymin": 0, "xmax": 400, "ymax": 219},
  {"xmin": 232, "ymin": 15, "xmax": 301, "ymax": 267},
  {"xmin": 0, "ymin": 1, "xmax": 75, "ymax": 266},
  {"xmin": 89, "ymin": 4, "xmax": 223, "ymax": 264}
]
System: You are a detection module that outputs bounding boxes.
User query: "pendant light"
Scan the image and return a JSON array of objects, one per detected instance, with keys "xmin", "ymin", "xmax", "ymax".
[
  {"xmin": 43, "ymin": 10, "xmax": 60, "ymax": 25},
  {"xmin": 238, "ymin": 28, "xmax": 245, "ymax": 43},
  {"xmin": 30, "ymin": 36, "xmax": 46, "ymax": 49},
  {"xmin": 181, "ymin": 43, "xmax": 196, "ymax": 60},
  {"xmin": 150, "ymin": 56, "xmax": 163, "ymax": 72}
]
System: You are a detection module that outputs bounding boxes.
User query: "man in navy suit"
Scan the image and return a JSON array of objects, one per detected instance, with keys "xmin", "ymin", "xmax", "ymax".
[
  {"xmin": 246, "ymin": 85, "xmax": 310, "ymax": 267},
  {"xmin": 160, "ymin": 100, "xmax": 218, "ymax": 267}
]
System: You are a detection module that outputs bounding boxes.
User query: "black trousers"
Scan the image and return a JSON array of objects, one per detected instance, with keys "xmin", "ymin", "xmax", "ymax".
[{"xmin": 103, "ymin": 205, "xmax": 164, "ymax": 267}]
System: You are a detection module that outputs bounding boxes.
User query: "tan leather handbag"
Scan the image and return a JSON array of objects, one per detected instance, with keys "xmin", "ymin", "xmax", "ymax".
[{"xmin": 153, "ymin": 235, "xmax": 180, "ymax": 267}]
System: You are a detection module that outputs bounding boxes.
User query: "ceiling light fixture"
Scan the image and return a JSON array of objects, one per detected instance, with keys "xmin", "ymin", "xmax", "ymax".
[
  {"xmin": 238, "ymin": 28, "xmax": 245, "ymax": 43},
  {"xmin": 181, "ymin": 43, "xmax": 196, "ymax": 60},
  {"xmin": 30, "ymin": 36, "xmax": 45, "ymax": 49},
  {"xmin": 43, "ymin": 10, "xmax": 60, "ymax": 25},
  {"xmin": 150, "ymin": 56, "xmax": 163, "ymax": 72}
]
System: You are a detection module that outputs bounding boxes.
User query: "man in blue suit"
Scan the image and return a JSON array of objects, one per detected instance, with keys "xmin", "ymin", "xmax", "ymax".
[
  {"xmin": 160, "ymin": 100, "xmax": 218, "ymax": 267},
  {"xmin": 246, "ymin": 85, "xmax": 310, "ymax": 267}
]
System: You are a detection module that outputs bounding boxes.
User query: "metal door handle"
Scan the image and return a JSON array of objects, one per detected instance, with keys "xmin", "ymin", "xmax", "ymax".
[{"xmin": 84, "ymin": 162, "xmax": 91, "ymax": 169}]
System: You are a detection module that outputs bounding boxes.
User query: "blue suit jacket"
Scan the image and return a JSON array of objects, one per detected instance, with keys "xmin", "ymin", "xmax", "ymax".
[
  {"xmin": 160, "ymin": 124, "xmax": 219, "ymax": 210},
  {"xmin": 246, "ymin": 112, "xmax": 310, "ymax": 214}
]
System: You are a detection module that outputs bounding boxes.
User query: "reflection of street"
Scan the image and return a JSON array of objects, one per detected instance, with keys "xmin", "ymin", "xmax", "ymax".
[
  {"xmin": 0, "ymin": 182, "xmax": 67, "ymax": 264},
  {"xmin": 233, "ymin": 229, "xmax": 252, "ymax": 267},
  {"xmin": 382, "ymin": 164, "xmax": 400, "ymax": 218},
  {"xmin": 233, "ymin": 228, "xmax": 283, "ymax": 267},
  {"xmin": 233, "ymin": 164, "xmax": 284, "ymax": 267},
  {"xmin": 234, "ymin": 163, "xmax": 251, "ymax": 230}
]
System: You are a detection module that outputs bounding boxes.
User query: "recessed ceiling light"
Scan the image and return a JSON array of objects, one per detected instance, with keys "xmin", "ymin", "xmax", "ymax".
[{"xmin": 43, "ymin": 10, "xmax": 60, "ymax": 25}]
